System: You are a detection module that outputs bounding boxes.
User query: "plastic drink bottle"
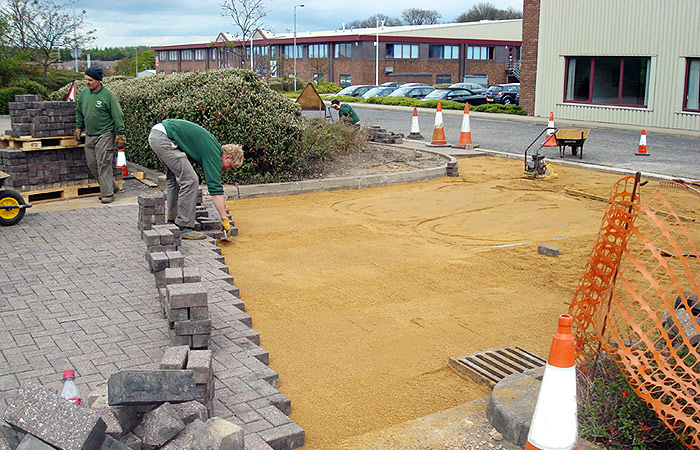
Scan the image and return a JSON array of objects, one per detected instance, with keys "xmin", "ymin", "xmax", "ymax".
[{"xmin": 60, "ymin": 369, "xmax": 82, "ymax": 406}]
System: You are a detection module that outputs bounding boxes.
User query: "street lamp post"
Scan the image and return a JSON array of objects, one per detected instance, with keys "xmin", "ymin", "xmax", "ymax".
[{"xmin": 293, "ymin": 4, "xmax": 304, "ymax": 92}]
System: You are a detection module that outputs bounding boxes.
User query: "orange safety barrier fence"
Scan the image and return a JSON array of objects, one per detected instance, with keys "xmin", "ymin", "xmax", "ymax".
[{"xmin": 569, "ymin": 174, "xmax": 700, "ymax": 447}]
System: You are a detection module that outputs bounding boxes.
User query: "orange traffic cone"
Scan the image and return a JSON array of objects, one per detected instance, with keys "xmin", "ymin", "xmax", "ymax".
[
  {"xmin": 452, "ymin": 103, "xmax": 477, "ymax": 149},
  {"xmin": 525, "ymin": 314, "xmax": 578, "ymax": 450},
  {"xmin": 406, "ymin": 107, "xmax": 423, "ymax": 140},
  {"xmin": 116, "ymin": 148, "xmax": 128, "ymax": 177},
  {"xmin": 635, "ymin": 129, "xmax": 649, "ymax": 156},
  {"xmin": 541, "ymin": 111, "xmax": 557, "ymax": 147},
  {"xmin": 427, "ymin": 101, "xmax": 449, "ymax": 147}
]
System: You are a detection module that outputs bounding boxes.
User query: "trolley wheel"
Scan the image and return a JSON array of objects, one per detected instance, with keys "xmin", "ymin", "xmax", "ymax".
[{"xmin": 0, "ymin": 189, "xmax": 26, "ymax": 226}]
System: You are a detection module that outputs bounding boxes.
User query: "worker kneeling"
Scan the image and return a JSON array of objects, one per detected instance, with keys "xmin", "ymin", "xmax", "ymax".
[{"xmin": 148, "ymin": 119, "xmax": 244, "ymax": 240}]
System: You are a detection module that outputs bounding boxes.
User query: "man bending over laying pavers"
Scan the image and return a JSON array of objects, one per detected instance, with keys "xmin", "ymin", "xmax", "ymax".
[{"xmin": 148, "ymin": 119, "xmax": 244, "ymax": 240}]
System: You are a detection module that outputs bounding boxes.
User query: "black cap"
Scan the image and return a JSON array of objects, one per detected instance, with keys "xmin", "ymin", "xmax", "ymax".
[
  {"xmin": 331, "ymin": 99, "xmax": 340, "ymax": 106},
  {"xmin": 85, "ymin": 66, "xmax": 103, "ymax": 81}
]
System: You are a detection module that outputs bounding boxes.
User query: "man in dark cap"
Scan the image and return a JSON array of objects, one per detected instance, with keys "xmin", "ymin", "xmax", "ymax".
[
  {"xmin": 330, "ymin": 99, "xmax": 360, "ymax": 125},
  {"xmin": 75, "ymin": 66, "xmax": 126, "ymax": 203}
]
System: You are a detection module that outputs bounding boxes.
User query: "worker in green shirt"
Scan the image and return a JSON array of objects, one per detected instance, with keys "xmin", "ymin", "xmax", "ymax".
[
  {"xmin": 75, "ymin": 67, "xmax": 126, "ymax": 204},
  {"xmin": 148, "ymin": 119, "xmax": 244, "ymax": 240},
  {"xmin": 331, "ymin": 99, "xmax": 360, "ymax": 125}
]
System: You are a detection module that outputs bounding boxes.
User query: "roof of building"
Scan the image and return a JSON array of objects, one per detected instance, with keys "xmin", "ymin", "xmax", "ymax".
[{"xmin": 153, "ymin": 19, "xmax": 522, "ymax": 50}]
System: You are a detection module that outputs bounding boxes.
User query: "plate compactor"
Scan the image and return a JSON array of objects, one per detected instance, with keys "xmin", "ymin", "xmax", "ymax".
[{"xmin": 523, "ymin": 128, "xmax": 559, "ymax": 179}]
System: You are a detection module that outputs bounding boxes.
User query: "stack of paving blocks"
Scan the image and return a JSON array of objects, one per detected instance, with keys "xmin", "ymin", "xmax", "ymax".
[
  {"xmin": 160, "ymin": 346, "xmax": 215, "ymax": 417},
  {"xmin": 138, "ymin": 193, "xmax": 167, "ymax": 232},
  {"xmin": 6, "ymin": 94, "xmax": 76, "ymax": 138},
  {"xmin": 366, "ymin": 125, "xmax": 404, "ymax": 144}
]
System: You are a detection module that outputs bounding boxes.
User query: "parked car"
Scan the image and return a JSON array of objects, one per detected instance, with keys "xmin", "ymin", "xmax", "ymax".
[
  {"xmin": 336, "ymin": 84, "xmax": 377, "ymax": 97},
  {"xmin": 362, "ymin": 86, "xmax": 399, "ymax": 98},
  {"xmin": 388, "ymin": 86, "xmax": 435, "ymax": 99},
  {"xmin": 380, "ymin": 82, "xmax": 406, "ymax": 87},
  {"xmin": 400, "ymin": 82, "xmax": 432, "ymax": 87},
  {"xmin": 515, "ymin": 91, "xmax": 520, "ymax": 104},
  {"xmin": 485, "ymin": 83, "xmax": 520, "ymax": 105},
  {"xmin": 449, "ymin": 82, "xmax": 487, "ymax": 94},
  {"xmin": 423, "ymin": 88, "xmax": 487, "ymax": 105}
]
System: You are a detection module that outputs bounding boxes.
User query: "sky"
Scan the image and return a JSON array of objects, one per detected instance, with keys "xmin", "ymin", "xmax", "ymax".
[{"xmin": 80, "ymin": 0, "xmax": 523, "ymax": 49}]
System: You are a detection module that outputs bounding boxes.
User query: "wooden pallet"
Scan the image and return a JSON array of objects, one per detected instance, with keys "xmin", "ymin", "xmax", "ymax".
[
  {"xmin": 449, "ymin": 346, "xmax": 547, "ymax": 386},
  {"xmin": 20, "ymin": 180, "xmax": 124, "ymax": 204},
  {"xmin": 0, "ymin": 135, "xmax": 81, "ymax": 151}
]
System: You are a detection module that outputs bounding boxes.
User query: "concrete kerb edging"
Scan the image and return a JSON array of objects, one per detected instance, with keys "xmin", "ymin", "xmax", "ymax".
[{"xmin": 225, "ymin": 147, "xmax": 456, "ymax": 200}]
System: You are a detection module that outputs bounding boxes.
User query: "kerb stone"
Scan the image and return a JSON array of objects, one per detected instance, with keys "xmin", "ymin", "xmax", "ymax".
[
  {"xmin": 108, "ymin": 370, "xmax": 196, "ymax": 405},
  {"xmin": 186, "ymin": 350, "xmax": 213, "ymax": 384},
  {"xmin": 3, "ymin": 383, "xmax": 107, "ymax": 450}
]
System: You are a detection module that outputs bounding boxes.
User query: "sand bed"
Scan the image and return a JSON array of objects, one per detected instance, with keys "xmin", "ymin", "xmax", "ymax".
[{"xmin": 220, "ymin": 157, "xmax": 700, "ymax": 449}]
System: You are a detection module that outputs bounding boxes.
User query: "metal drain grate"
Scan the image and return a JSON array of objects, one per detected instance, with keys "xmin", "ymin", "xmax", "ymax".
[{"xmin": 449, "ymin": 346, "xmax": 547, "ymax": 386}]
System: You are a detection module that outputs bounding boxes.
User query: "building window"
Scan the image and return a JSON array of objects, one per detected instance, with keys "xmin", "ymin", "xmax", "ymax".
[
  {"xmin": 283, "ymin": 45, "xmax": 303, "ymax": 59},
  {"xmin": 436, "ymin": 73, "xmax": 452, "ymax": 84},
  {"xmin": 158, "ymin": 51, "xmax": 168, "ymax": 61},
  {"xmin": 210, "ymin": 48, "xmax": 218, "ymax": 60},
  {"xmin": 386, "ymin": 44, "xmax": 418, "ymax": 59},
  {"xmin": 308, "ymin": 44, "xmax": 328, "ymax": 59},
  {"xmin": 684, "ymin": 58, "xmax": 700, "ymax": 112},
  {"xmin": 429, "ymin": 45, "xmax": 459, "ymax": 59},
  {"xmin": 466, "ymin": 46, "xmax": 493, "ymax": 60},
  {"xmin": 335, "ymin": 43, "xmax": 352, "ymax": 58},
  {"xmin": 313, "ymin": 72, "xmax": 324, "ymax": 83},
  {"xmin": 169, "ymin": 51, "xmax": 178, "ymax": 61},
  {"xmin": 159, "ymin": 70, "xmax": 165, "ymax": 75},
  {"xmin": 181, "ymin": 50, "xmax": 193, "ymax": 61},
  {"xmin": 564, "ymin": 57, "xmax": 650, "ymax": 107},
  {"xmin": 339, "ymin": 74, "xmax": 351, "ymax": 87},
  {"xmin": 195, "ymin": 49, "xmax": 205, "ymax": 61},
  {"xmin": 171, "ymin": 70, "xmax": 177, "ymax": 74}
]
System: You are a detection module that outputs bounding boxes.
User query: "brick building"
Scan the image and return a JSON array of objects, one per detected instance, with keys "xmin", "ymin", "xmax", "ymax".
[{"xmin": 153, "ymin": 20, "xmax": 522, "ymax": 88}]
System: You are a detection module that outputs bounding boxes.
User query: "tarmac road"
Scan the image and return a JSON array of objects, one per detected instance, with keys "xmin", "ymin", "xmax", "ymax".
[{"xmin": 318, "ymin": 103, "xmax": 700, "ymax": 180}]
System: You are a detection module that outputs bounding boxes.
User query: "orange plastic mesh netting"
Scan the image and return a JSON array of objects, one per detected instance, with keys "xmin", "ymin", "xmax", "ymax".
[{"xmin": 568, "ymin": 174, "xmax": 700, "ymax": 447}]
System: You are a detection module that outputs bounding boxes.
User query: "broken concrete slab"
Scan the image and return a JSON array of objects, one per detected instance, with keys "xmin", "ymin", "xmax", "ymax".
[
  {"xmin": 3, "ymin": 383, "xmax": 107, "ymax": 450},
  {"xmin": 172, "ymin": 400, "xmax": 209, "ymax": 425},
  {"xmin": 205, "ymin": 417, "xmax": 244, "ymax": 450},
  {"xmin": 159, "ymin": 346, "xmax": 190, "ymax": 370}
]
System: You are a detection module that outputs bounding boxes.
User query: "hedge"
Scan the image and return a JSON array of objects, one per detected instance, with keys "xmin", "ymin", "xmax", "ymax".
[
  {"xmin": 0, "ymin": 87, "xmax": 26, "ymax": 114},
  {"xmin": 52, "ymin": 69, "xmax": 307, "ymax": 184},
  {"xmin": 324, "ymin": 94, "xmax": 528, "ymax": 115}
]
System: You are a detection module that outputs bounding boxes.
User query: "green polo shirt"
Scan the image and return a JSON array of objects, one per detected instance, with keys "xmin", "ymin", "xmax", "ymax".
[
  {"xmin": 338, "ymin": 104, "xmax": 360, "ymax": 124},
  {"xmin": 76, "ymin": 86, "xmax": 125, "ymax": 136},
  {"xmin": 162, "ymin": 119, "xmax": 225, "ymax": 196}
]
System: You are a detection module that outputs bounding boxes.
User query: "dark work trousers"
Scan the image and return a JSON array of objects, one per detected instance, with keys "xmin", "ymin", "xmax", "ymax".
[
  {"xmin": 84, "ymin": 131, "xmax": 117, "ymax": 198},
  {"xmin": 148, "ymin": 128, "xmax": 199, "ymax": 228}
]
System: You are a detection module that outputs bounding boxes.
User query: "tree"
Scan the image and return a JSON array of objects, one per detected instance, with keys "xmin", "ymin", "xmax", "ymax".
[
  {"xmin": 115, "ymin": 50, "xmax": 155, "ymax": 77},
  {"xmin": 1, "ymin": 0, "xmax": 95, "ymax": 76},
  {"xmin": 455, "ymin": 2, "xmax": 522, "ymax": 22},
  {"xmin": 346, "ymin": 13, "xmax": 402, "ymax": 29},
  {"xmin": 220, "ymin": 0, "xmax": 268, "ymax": 69},
  {"xmin": 401, "ymin": 8, "xmax": 441, "ymax": 25}
]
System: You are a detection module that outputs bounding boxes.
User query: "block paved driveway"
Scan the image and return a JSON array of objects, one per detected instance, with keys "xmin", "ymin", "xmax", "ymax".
[{"xmin": 0, "ymin": 203, "xmax": 299, "ymax": 449}]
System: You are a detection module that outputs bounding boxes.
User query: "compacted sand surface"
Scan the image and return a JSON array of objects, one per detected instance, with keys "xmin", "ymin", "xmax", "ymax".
[{"xmin": 220, "ymin": 156, "xmax": 700, "ymax": 449}]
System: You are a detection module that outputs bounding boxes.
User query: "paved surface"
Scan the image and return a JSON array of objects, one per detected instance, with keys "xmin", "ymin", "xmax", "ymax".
[{"xmin": 0, "ymin": 202, "xmax": 301, "ymax": 449}]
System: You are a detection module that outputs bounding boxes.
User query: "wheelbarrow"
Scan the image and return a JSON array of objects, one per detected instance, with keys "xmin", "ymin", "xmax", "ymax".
[
  {"xmin": 0, "ymin": 171, "xmax": 31, "ymax": 226},
  {"xmin": 555, "ymin": 128, "xmax": 590, "ymax": 159}
]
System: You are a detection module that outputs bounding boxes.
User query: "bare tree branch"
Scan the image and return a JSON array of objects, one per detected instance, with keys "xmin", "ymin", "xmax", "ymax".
[
  {"xmin": 220, "ymin": 0, "xmax": 268, "ymax": 68},
  {"xmin": 1, "ymin": 0, "xmax": 95, "ymax": 76},
  {"xmin": 401, "ymin": 8, "xmax": 441, "ymax": 26},
  {"xmin": 455, "ymin": 1, "xmax": 522, "ymax": 22}
]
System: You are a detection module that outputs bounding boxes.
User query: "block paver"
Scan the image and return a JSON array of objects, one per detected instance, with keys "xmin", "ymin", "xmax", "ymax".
[{"xmin": 0, "ymin": 203, "xmax": 301, "ymax": 450}]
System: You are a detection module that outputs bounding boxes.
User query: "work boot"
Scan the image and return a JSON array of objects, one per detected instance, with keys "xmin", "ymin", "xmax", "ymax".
[
  {"xmin": 101, "ymin": 195, "xmax": 114, "ymax": 204},
  {"xmin": 99, "ymin": 186, "xmax": 120, "ymax": 200},
  {"xmin": 179, "ymin": 227, "xmax": 206, "ymax": 240}
]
